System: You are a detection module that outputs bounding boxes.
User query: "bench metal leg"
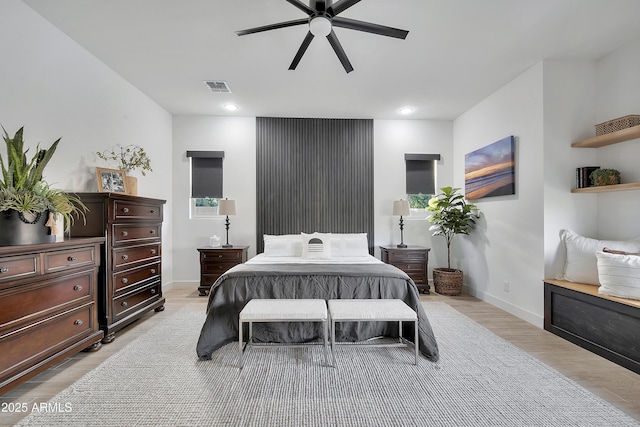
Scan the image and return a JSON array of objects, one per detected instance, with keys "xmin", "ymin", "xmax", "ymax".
[
  {"xmin": 414, "ymin": 319, "xmax": 419, "ymax": 365},
  {"xmin": 239, "ymin": 319, "xmax": 243, "ymax": 369}
]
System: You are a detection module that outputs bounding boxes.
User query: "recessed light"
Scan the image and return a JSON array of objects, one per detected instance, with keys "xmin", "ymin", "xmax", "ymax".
[
  {"xmin": 399, "ymin": 107, "xmax": 414, "ymax": 115},
  {"xmin": 224, "ymin": 104, "xmax": 239, "ymax": 111}
]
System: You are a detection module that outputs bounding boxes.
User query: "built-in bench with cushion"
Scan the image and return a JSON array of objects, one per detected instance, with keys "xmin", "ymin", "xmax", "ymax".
[{"xmin": 544, "ymin": 279, "xmax": 640, "ymax": 374}]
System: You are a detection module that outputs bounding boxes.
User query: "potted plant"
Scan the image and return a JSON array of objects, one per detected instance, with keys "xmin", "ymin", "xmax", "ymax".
[
  {"xmin": 0, "ymin": 126, "xmax": 87, "ymax": 246},
  {"xmin": 426, "ymin": 186, "xmax": 479, "ymax": 295},
  {"xmin": 589, "ymin": 168, "xmax": 621, "ymax": 187},
  {"xmin": 96, "ymin": 144, "xmax": 152, "ymax": 195}
]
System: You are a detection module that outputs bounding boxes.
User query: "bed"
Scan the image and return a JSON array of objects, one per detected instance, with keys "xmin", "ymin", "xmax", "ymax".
[{"xmin": 196, "ymin": 233, "xmax": 440, "ymax": 362}]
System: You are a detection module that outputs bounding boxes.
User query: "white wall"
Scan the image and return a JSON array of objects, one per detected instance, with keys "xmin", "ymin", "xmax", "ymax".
[
  {"xmin": 594, "ymin": 37, "xmax": 640, "ymax": 239},
  {"xmin": 171, "ymin": 116, "xmax": 257, "ymax": 287},
  {"xmin": 454, "ymin": 64, "xmax": 545, "ymax": 326},
  {"xmin": 373, "ymin": 119, "xmax": 453, "ymax": 277},
  {"xmin": 0, "ymin": 0, "xmax": 174, "ymax": 286}
]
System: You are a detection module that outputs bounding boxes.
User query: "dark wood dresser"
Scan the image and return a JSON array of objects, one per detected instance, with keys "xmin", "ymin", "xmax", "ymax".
[
  {"xmin": 70, "ymin": 193, "xmax": 166, "ymax": 343},
  {"xmin": 0, "ymin": 238, "xmax": 104, "ymax": 394},
  {"xmin": 380, "ymin": 245, "xmax": 431, "ymax": 294},
  {"xmin": 197, "ymin": 246, "xmax": 248, "ymax": 296}
]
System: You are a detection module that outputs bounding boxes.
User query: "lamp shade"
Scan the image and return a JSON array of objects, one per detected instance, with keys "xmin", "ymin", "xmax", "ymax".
[
  {"xmin": 218, "ymin": 199, "xmax": 236, "ymax": 216},
  {"xmin": 393, "ymin": 200, "xmax": 410, "ymax": 216}
]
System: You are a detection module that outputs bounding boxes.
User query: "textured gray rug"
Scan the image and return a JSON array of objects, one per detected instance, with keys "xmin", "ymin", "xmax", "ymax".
[{"xmin": 15, "ymin": 303, "xmax": 639, "ymax": 427}]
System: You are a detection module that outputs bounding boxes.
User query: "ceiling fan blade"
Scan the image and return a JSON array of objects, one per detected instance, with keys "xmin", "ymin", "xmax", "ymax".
[
  {"xmin": 236, "ymin": 18, "xmax": 308, "ymax": 36},
  {"xmin": 285, "ymin": 0, "xmax": 315, "ymax": 15},
  {"xmin": 289, "ymin": 32, "xmax": 315, "ymax": 70},
  {"xmin": 327, "ymin": 0, "xmax": 362, "ymax": 16},
  {"xmin": 332, "ymin": 17, "xmax": 409, "ymax": 39},
  {"xmin": 326, "ymin": 30, "xmax": 354, "ymax": 73}
]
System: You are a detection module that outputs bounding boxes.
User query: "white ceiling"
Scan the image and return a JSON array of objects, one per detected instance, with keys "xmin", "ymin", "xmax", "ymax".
[{"xmin": 23, "ymin": 0, "xmax": 640, "ymax": 120}]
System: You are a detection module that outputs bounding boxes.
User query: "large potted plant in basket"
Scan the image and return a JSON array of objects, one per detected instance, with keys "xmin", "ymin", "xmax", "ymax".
[
  {"xmin": 426, "ymin": 186, "xmax": 479, "ymax": 295},
  {"xmin": 0, "ymin": 126, "xmax": 86, "ymax": 246}
]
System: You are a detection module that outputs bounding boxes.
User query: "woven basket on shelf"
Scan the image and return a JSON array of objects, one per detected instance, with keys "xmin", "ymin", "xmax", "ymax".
[
  {"xmin": 595, "ymin": 115, "xmax": 640, "ymax": 136},
  {"xmin": 433, "ymin": 268, "xmax": 463, "ymax": 296}
]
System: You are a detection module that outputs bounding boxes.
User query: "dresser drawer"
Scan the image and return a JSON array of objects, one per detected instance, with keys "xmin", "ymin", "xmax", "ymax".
[
  {"xmin": 201, "ymin": 250, "xmax": 243, "ymax": 262},
  {"xmin": 112, "ymin": 200, "xmax": 162, "ymax": 222},
  {"xmin": 0, "ymin": 270, "xmax": 93, "ymax": 329},
  {"xmin": 43, "ymin": 246, "xmax": 97, "ymax": 273},
  {"xmin": 112, "ymin": 224, "xmax": 161, "ymax": 245},
  {"xmin": 113, "ymin": 282, "xmax": 161, "ymax": 321},
  {"xmin": 113, "ymin": 262, "xmax": 161, "ymax": 294},
  {"xmin": 0, "ymin": 254, "xmax": 39, "ymax": 286},
  {"xmin": 388, "ymin": 251, "xmax": 427, "ymax": 262},
  {"xmin": 112, "ymin": 243, "xmax": 161, "ymax": 270},
  {"xmin": 0, "ymin": 305, "xmax": 95, "ymax": 379}
]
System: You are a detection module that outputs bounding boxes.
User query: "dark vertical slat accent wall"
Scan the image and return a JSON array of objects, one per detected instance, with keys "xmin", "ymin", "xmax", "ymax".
[{"xmin": 256, "ymin": 117, "xmax": 374, "ymax": 253}]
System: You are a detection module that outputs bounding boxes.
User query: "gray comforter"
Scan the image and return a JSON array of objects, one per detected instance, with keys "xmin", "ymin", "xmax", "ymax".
[{"xmin": 196, "ymin": 262, "xmax": 439, "ymax": 362}]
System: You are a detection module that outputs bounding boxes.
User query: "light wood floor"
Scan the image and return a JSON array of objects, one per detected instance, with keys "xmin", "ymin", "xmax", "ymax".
[{"xmin": 2, "ymin": 288, "xmax": 640, "ymax": 426}]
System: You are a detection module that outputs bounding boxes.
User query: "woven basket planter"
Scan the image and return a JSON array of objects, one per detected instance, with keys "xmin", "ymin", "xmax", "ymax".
[
  {"xmin": 433, "ymin": 268, "xmax": 463, "ymax": 296},
  {"xmin": 595, "ymin": 115, "xmax": 640, "ymax": 136}
]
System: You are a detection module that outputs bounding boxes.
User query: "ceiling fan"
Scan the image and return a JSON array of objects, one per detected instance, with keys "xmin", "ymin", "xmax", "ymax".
[{"xmin": 236, "ymin": 0, "xmax": 409, "ymax": 73}]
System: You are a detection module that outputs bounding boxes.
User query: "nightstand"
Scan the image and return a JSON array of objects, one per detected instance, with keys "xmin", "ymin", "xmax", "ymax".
[
  {"xmin": 379, "ymin": 245, "xmax": 431, "ymax": 294},
  {"xmin": 197, "ymin": 246, "xmax": 249, "ymax": 296}
]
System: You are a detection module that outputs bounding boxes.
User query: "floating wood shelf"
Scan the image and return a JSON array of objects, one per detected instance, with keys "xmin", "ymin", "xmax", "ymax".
[
  {"xmin": 572, "ymin": 125, "xmax": 640, "ymax": 148},
  {"xmin": 572, "ymin": 182, "xmax": 640, "ymax": 193}
]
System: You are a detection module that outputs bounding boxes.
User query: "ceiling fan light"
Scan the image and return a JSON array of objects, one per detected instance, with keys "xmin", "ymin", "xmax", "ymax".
[{"xmin": 309, "ymin": 16, "xmax": 332, "ymax": 37}]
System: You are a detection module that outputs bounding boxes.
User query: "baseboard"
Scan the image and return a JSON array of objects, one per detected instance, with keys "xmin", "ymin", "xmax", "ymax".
[{"xmin": 466, "ymin": 285, "xmax": 543, "ymax": 328}]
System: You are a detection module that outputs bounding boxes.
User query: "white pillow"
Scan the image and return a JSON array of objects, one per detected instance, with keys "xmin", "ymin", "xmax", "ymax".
[
  {"xmin": 301, "ymin": 232, "xmax": 332, "ymax": 259},
  {"xmin": 597, "ymin": 250, "xmax": 640, "ymax": 300},
  {"xmin": 263, "ymin": 234, "xmax": 302, "ymax": 257},
  {"xmin": 330, "ymin": 233, "xmax": 369, "ymax": 257},
  {"xmin": 559, "ymin": 229, "xmax": 640, "ymax": 285}
]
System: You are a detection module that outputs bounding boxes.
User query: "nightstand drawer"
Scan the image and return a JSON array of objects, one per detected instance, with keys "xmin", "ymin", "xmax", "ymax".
[
  {"xmin": 388, "ymin": 251, "xmax": 427, "ymax": 262},
  {"xmin": 391, "ymin": 262, "xmax": 425, "ymax": 272},
  {"xmin": 407, "ymin": 273, "xmax": 427, "ymax": 284},
  {"xmin": 201, "ymin": 250, "xmax": 243, "ymax": 262},
  {"xmin": 202, "ymin": 262, "xmax": 238, "ymax": 274}
]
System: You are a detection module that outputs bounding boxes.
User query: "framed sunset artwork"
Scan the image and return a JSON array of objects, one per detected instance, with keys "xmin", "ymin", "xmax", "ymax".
[{"xmin": 465, "ymin": 136, "xmax": 515, "ymax": 200}]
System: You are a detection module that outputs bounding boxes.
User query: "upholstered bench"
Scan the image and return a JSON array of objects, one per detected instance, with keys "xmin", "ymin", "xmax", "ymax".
[
  {"xmin": 238, "ymin": 299, "xmax": 330, "ymax": 368},
  {"xmin": 327, "ymin": 299, "xmax": 419, "ymax": 366}
]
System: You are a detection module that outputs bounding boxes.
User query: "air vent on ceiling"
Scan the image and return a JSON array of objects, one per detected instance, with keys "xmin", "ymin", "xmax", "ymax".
[{"xmin": 204, "ymin": 81, "xmax": 231, "ymax": 93}]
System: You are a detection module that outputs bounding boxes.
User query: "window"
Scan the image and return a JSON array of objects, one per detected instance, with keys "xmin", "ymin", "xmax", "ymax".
[
  {"xmin": 405, "ymin": 153, "xmax": 440, "ymax": 214},
  {"xmin": 186, "ymin": 151, "xmax": 224, "ymax": 219}
]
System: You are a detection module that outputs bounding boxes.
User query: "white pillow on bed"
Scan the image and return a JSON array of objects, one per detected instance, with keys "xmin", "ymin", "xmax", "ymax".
[
  {"xmin": 597, "ymin": 250, "xmax": 640, "ymax": 300},
  {"xmin": 301, "ymin": 232, "xmax": 332, "ymax": 259},
  {"xmin": 559, "ymin": 229, "xmax": 640, "ymax": 285},
  {"xmin": 263, "ymin": 234, "xmax": 302, "ymax": 257},
  {"xmin": 330, "ymin": 233, "xmax": 369, "ymax": 257}
]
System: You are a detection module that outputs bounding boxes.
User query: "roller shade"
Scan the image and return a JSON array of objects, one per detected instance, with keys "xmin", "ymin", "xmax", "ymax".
[
  {"xmin": 405, "ymin": 153, "xmax": 440, "ymax": 195},
  {"xmin": 186, "ymin": 151, "xmax": 224, "ymax": 198}
]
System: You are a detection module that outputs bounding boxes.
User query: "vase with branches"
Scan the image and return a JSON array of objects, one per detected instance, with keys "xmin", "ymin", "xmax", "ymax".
[{"xmin": 96, "ymin": 144, "xmax": 152, "ymax": 176}]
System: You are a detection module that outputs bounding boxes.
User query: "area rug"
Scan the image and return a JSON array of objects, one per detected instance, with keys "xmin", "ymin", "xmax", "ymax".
[{"xmin": 15, "ymin": 303, "xmax": 639, "ymax": 427}]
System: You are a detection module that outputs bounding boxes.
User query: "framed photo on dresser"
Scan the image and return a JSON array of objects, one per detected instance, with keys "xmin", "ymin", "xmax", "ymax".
[{"xmin": 96, "ymin": 167, "xmax": 128, "ymax": 194}]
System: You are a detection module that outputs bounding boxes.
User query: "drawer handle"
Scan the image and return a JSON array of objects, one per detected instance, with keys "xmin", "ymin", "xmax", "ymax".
[
  {"xmin": 150, "ymin": 268, "xmax": 156, "ymax": 274},
  {"xmin": 74, "ymin": 285, "xmax": 83, "ymax": 291},
  {"xmin": 74, "ymin": 319, "xmax": 83, "ymax": 326},
  {"xmin": 151, "ymin": 249, "xmax": 157, "ymax": 255},
  {"xmin": 68, "ymin": 256, "xmax": 77, "ymax": 261},
  {"xmin": 0, "ymin": 267, "xmax": 8, "ymax": 273},
  {"xmin": 150, "ymin": 288, "xmax": 156, "ymax": 295},
  {"xmin": 150, "ymin": 229, "xmax": 156, "ymax": 234},
  {"xmin": 122, "ymin": 254, "xmax": 129, "ymax": 260},
  {"xmin": 122, "ymin": 231, "xmax": 129, "ymax": 237},
  {"xmin": 122, "ymin": 207, "xmax": 130, "ymax": 213},
  {"xmin": 150, "ymin": 209, "xmax": 156, "ymax": 214},
  {"xmin": 121, "ymin": 301, "xmax": 128, "ymax": 307},
  {"xmin": 218, "ymin": 255, "xmax": 223, "ymax": 258},
  {"xmin": 121, "ymin": 278, "xmax": 128, "ymax": 284}
]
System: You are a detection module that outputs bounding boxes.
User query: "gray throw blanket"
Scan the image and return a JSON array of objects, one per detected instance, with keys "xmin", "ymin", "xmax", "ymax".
[{"xmin": 196, "ymin": 263, "xmax": 440, "ymax": 362}]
